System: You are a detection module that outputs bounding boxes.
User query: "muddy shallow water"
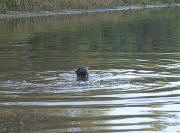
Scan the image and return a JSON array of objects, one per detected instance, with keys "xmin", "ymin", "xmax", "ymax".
[{"xmin": 0, "ymin": 7, "xmax": 180, "ymax": 133}]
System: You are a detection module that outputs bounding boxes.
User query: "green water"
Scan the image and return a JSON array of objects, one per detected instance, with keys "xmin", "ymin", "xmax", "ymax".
[{"xmin": 0, "ymin": 7, "xmax": 180, "ymax": 133}]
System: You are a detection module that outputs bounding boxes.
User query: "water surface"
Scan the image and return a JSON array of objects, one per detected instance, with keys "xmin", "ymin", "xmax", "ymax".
[{"xmin": 0, "ymin": 7, "xmax": 180, "ymax": 133}]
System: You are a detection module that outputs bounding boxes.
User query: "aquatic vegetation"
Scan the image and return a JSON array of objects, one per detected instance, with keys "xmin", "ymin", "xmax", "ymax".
[{"xmin": 0, "ymin": 0, "xmax": 179, "ymax": 13}]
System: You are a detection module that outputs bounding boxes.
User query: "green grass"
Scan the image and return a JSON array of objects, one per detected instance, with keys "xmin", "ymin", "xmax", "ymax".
[{"xmin": 0, "ymin": 0, "xmax": 179, "ymax": 13}]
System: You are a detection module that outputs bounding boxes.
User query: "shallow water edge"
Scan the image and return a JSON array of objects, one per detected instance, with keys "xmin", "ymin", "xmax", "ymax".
[{"xmin": 0, "ymin": 4, "xmax": 180, "ymax": 19}]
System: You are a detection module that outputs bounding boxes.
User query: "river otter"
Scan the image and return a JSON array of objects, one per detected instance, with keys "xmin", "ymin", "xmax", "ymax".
[{"xmin": 76, "ymin": 67, "xmax": 89, "ymax": 81}]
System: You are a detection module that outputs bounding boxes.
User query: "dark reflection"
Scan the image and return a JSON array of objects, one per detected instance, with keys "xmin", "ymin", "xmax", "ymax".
[
  {"xmin": 0, "ymin": 7, "xmax": 180, "ymax": 133},
  {"xmin": 0, "ymin": 8, "xmax": 179, "ymax": 72}
]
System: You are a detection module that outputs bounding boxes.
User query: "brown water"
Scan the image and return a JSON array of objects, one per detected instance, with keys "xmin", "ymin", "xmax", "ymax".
[{"xmin": 0, "ymin": 7, "xmax": 180, "ymax": 133}]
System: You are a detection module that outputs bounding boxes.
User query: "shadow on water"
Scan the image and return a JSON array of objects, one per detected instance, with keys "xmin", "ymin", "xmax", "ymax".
[{"xmin": 0, "ymin": 7, "xmax": 180, "ymax": 133}]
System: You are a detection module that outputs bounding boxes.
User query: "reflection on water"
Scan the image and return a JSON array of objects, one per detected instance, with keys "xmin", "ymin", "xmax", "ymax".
[{"xmin": 0, "ymin": 7, "xmax": 180, "ymax": 133}]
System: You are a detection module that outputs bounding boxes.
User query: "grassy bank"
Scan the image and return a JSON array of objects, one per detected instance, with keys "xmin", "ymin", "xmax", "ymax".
[{"xmin": 0, "ymin": 0, "xmax": 179, "ymax": 13}]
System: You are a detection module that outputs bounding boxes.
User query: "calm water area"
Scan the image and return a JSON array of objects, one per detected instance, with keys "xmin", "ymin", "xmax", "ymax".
[{"xmin": 0, "ymin": 7, "xmax": 180, "ymax": 133}]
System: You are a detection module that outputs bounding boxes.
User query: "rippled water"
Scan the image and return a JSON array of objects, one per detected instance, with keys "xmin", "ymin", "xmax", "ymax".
[{"xmin": 0, "ymin": 7, "xmax": 180, "ymax": 133}]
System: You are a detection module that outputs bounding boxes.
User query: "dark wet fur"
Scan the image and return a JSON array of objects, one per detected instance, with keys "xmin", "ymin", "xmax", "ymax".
[{"xmin": 76, "ymin": 67, "xmax": 89, "ymax": 81}]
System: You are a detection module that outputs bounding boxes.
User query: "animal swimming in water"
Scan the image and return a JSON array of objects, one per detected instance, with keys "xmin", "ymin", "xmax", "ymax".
[{"xmin": 75, "ymin": 67, "xmax": 89, "ymax": 81}]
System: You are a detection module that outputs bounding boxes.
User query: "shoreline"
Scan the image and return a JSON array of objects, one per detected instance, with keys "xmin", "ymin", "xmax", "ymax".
[{"xmin": 0, "ymin": 4, "xmax": 180, "ymax": 19}]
